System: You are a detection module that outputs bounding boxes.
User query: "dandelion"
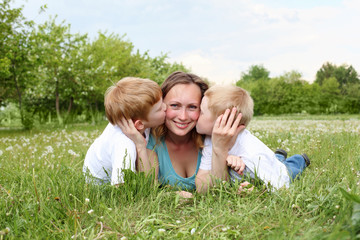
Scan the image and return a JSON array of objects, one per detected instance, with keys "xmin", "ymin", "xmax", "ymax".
[
  {"xmin": 222, "ymin": 226, "xmax": 230, "ymax": 231},
  {"xmin": 88, "ymin": 209, "xmax": 94, "ymax": 214},
  {"xmin": 190, "ymin": 228, "xmax": 196, "ymax": 235},
  {"xmin": 68, "ymin": 149, "xmax": 79, "ymax": 157},
  {"xmin": 6, "ymin": 146, "xmax": 13, "ymax": 151},
  {"xmin": 45, "ymin": 146, "xmax": 54, "ymax": 153}
]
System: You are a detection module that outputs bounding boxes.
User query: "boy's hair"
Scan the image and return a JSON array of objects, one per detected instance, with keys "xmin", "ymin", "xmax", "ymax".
[
  {"xmin": 104, "ymin": 77, "xmax": 162, "ymax": 125},
  {"xmin": 153, "ymin": 71, "xmax": 209, "ymax": 148},
  {"xmin": 205, "ymin": 85, "xmax": 254, "ymax": 127}
]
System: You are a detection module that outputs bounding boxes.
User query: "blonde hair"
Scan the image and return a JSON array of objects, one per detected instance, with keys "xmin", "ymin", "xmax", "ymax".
[
  {"xmin": 205, "ymin": 85, "xmax": 254, "ymax": 127},
  {"xmin": 104, "ymin": 77, "xmax": 162, "ymax": 125},
  {"xmin": 152, "ymin": 71, "xmax": 209, "ymax": 149}
]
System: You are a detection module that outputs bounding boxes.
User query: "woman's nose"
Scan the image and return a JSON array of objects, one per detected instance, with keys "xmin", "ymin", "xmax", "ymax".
[{"xmin": 178, "ymin": 108, "xmax": 188, "ymax": 120}]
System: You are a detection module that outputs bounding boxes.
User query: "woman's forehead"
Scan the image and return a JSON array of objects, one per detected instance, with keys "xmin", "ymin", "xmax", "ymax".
[{"xmin": 165, "ymin": 84, "xmax": 201, "ymax": 101}]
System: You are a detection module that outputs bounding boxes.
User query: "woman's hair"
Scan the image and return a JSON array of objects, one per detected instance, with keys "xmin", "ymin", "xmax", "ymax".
[
  {"xmin": 105, "ymin": 77, "xmax": 162, "ymax": 125},
  {"xmin": 205, "ymin": 85, "xmax": 254, "ymax": 127},
  {"xmin": 152, "ymin": 71, "xmax": 209, "ymax": 148}
]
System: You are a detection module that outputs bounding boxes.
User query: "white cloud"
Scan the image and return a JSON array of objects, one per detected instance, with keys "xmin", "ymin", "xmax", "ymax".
[{"xmin": 171, "ymin": 50, "xmax": 244, "ymax": 85}]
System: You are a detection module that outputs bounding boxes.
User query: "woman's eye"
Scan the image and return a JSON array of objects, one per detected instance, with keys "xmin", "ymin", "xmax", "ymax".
[
  {"xmin": 189, "ymin": 105, "xmax": 198, "ymax": 110},
  {"xmin": 170, "ymin": 104, "xmax": 179, "ymax": 108}
]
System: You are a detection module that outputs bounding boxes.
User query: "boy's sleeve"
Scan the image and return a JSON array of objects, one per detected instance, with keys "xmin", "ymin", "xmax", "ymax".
[
  {"xmin": 110, "ymin": 138, "xmax": 137, "ymax": 185},
  {"xmin": 199, "ymin": 137, "xmax": 212, "ymax": 170}
]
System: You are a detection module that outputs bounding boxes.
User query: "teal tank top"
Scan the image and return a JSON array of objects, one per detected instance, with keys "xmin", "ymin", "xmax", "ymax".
[{"xmin": 147, "ymin": 134, "xmax": 201, "ymax": 191}]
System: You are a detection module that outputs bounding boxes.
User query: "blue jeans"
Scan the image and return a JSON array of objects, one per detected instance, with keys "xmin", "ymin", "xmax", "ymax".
[{"xmin": 275, "ymin": 153, "xmax": 306, "ymax": 181}]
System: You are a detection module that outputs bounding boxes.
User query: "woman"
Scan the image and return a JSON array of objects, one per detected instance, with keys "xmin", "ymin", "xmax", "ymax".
[{"xmin": 121, "ymin": 71, "xmax": 243, "ymax": 191}]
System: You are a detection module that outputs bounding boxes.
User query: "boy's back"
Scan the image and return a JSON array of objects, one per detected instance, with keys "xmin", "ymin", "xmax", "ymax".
[
  {"xmin": 200, "ymin": 129, "xmax": 290, "ymax": 190},
  {"xmin": 83, "ymin": 123, "xmax": 150, "ymax": 185}
]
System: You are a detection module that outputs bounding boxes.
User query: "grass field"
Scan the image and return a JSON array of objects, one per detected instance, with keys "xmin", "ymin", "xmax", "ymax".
[{"xmin": 1, "ymin": 115, "xmax": 360, "ymax": 239}]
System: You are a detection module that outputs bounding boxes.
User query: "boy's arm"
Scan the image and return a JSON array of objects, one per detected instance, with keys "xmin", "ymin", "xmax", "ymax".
[
  {"xmin": 211, "ymin": 108, "xmax": 245, "ymax": 180},
  {"xmin": 111, "ymin": 140, "xmax": 137, "ymax": 185},
  {"xmin": 117, "ymin": 118, "xmax": 152, "ymax": 174}
]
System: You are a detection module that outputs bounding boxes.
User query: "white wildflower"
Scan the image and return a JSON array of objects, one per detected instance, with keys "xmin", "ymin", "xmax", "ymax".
[
  {"xmin": 190, "ymin": 228, "xmax": 196, "ymax": 235},
  {"xmin": 87, "ymin": 209, "xmax": 94, "ymax": 214},
  {"xmin": 68, "ymin": 149, "xmax": 79, "ymax": 157},
  {"xmin": 176, "ymin": 220, "xmax": 181, "ymax": 224},
  {"xmin": 0, "ymin": 150, "xmax": 3, "ymax": 156},
  {"xmin": 45, "ymin": 146, "xmax": 54, "ymax": 153},
  {"xmin": 158, "ymin": 228, "xmax": 166, "ymax": 233},
  {"xmin": 85, "ymin": 198, "xmax": 90, "ymax": 203},
  {"xmin": 222, "ymin": 226, "xmax": 230, "ymax": 231},
  {"xmin": 6, "ymin": 146, "xmax": 13, "ymax": 151}
]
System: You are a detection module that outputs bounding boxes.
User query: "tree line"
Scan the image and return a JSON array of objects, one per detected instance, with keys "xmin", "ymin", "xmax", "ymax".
[
  {"xmin": 1, "ymin": 1, "xmax": 188, "ymax": 128},
  {"xmin": 1, "ymin": 1, "xmax": 359, "ymax": 129},
  {"xmin": 236, "ymin": 64, "xmax": 360, "ymax": 115}
]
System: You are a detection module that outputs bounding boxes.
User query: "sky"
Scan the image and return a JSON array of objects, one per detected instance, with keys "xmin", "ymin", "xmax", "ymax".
[{"xmin": 12, "ymin": 0, "xmax": 360, "ymax": 85}]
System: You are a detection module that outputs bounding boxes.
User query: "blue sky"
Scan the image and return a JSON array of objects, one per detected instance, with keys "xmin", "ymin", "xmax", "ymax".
[{"xmin": 12, "ymin": 0, "xmax": 360, "ymax": 84}]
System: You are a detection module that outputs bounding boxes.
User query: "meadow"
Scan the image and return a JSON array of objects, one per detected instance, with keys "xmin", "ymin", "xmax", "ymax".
[{"xmin": 1, "ymin": 115, "xmax": 360, "ymax": 239}]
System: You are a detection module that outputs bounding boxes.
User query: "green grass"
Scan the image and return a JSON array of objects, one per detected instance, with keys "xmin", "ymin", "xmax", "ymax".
[{"xmin": 1, "ymin": 116, "xmax": 360, "ymax": 239}]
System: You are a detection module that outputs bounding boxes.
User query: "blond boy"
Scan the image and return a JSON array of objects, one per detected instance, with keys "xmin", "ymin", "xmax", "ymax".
[
  {"xmin": 83, "ymin": 77, "xmax": 166, "ymax": 185},
  {"xmin": 195, "ymin": 85, "xmax": 310, "ymax": 192}
]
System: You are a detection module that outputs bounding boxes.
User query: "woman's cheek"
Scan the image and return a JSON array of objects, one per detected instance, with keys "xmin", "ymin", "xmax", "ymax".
[
  {"xmin": 191, "ymin": 110, "xmax": 200, "ymax": 121},
  {"xmin": 165, "ymin": 108, "xmax": 176, "ymax": 119}
]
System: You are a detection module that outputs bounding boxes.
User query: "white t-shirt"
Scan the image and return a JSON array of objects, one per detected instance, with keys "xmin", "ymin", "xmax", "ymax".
[
  {"xmin": 199, "ymin": 129, "xmax": 290, "ymax": 189},
  {"xmin": 83, "ymin": 123, "xmax": 149, "ymax": 185}
]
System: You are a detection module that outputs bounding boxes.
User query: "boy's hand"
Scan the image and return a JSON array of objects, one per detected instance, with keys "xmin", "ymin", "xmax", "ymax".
[
  {"xmin": 212, "ymin": 108, "xmax": 245, "ymax": 153},
  {"xmin": 226, "ymin": 155, "xmax": 245, "ymax": 175},
  {"xmin": 118, "ymin": 118, "xmax": 146, "ymax": 149},
  {"xmin": 238, "ymin": 181, "xmax": 254, "ymax": 193}
]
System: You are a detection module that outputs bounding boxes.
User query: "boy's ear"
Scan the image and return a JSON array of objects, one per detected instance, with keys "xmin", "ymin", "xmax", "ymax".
[{"xmin": 134, "ymin": 119, "xmax": 144, "ymax": 131}]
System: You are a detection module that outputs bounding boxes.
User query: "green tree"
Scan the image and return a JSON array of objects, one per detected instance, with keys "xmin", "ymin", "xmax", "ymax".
[
  {"xmin": 315, "ymin": 62, "xmax": 359, "ymax": 89},
  {"xmin": 0, "ymin": 0, "xmax": 36, "ymax": 128},
  {"xmin": 320, "ymin": 77, "xmax": 340, "ymax": 113},
  {"xmin": 237, "ymin": 64, "xmax": 270, "ymax": 84},
  {"xmin": 29, "ymin": 17, "xmax": 87, "ymax": 125}
]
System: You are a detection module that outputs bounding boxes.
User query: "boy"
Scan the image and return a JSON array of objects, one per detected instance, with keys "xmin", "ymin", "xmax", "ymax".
[
  {"xmin": 83, "ymin": 77, "xmax": 166, "ymax": 185},
  {"xmin": 195, "ymin": 85, "xmax": 310, "ymax": 192}
]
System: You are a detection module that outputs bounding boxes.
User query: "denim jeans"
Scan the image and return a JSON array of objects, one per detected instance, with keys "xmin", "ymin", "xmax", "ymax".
[{"xmin": 275, "ymin": 153, "xmax": 306, "ymax": 181}]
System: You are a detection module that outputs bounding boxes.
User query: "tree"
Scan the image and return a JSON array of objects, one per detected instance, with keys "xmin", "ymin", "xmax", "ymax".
[
  {"xmin": 319, "ymin": 77, "xmax": 341, "ymax": 113},
  {"xmin": 29, "ymin": 17, "xmax": 87, "ymax": 125},
  {"xmin": 0, "ymin": 0, "xmax": 35, "ymax": 128},
  {"xmin": 315, "ymin": 62, "xmax": 360, "ymax": 89},
  {"xmin": 238, "ymin": 64, "xmax": 270, "ymax": 83}
]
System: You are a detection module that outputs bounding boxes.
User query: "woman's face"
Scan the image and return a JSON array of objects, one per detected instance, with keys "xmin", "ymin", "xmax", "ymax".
[{"xmin": 164, "ymin": 83, "xmax": 202, "ymax": 137}]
